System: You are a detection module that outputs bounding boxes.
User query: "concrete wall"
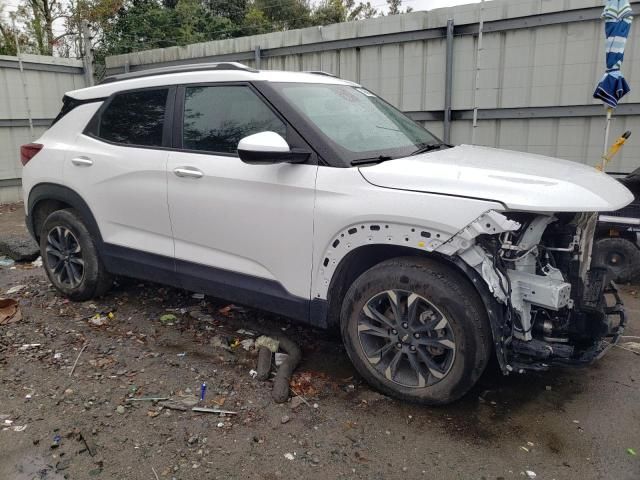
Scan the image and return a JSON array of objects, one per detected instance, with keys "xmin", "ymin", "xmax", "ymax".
[
  {"xmin": 0, "ymin": 54, "xmax": 86, "ymax": 203},
  {"xmin": 106, "ymin": 0, "xmax": 640, "ymax": 173}
]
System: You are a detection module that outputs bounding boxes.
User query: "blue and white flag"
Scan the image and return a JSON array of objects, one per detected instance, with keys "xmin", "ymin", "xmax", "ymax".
[{"xmin": 594, "ymin": 0, "xmax": 634, "ymax": 108}]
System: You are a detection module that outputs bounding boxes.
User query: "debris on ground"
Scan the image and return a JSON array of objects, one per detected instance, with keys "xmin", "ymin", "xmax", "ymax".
[
  {"xmin": 5, "ymin": 284, "xmax": 26, "ymax": 295},
  {"xmin": 240, "ymin": 338, "xmax": 254, "ymax": 351},
  {"xmin": 255, "ymin": 335, "xmax": 279, "ymax": 353},
  {"xmin": 0, "ymin": 256, "xmax": 15, "ymax": 268},
  {"xmin": 0, "ymin": 298, "xmax": 21, "ymax": 325},
  {"xmin": 249, "ymin": 369, "xmax": 258, "ymax": 379},
  {"xmin": 525, "ymin": 470, "xmax": 537, "ymax": 479},
  {"xmin": 628, "ymin": 448, "xmax": 637, "ymax": 456},
  {"xmin": 31, "ymin": 256, "xmax": 43, "ymax": 267},
  {"xmin": 159, "ymin": 313, "xmax": 177, "ymax": 325},
  {"xmin": 256, "ymin": 346, "xmax": 272, "ymax": 381},
  {"xmin": 272, "ymin": 336, "xmax": 302, "ymax": 403},
  {"xmin": 284, "ymin": 453, "xmax": 295, "ymax": 460},
  {"xmin": 191, "ymin": 407, "xmax": 237, "ymax": 415}
]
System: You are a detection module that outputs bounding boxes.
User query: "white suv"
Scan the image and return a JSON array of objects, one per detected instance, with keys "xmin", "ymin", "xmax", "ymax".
[{"xmin": 21, "ymin": 62, "xmax": 633, "ymax": 404}]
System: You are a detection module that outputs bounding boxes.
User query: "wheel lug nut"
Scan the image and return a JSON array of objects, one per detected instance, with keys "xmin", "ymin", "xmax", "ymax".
[
  {"xmin": 414, "ymin": 333, "xmax": 420, "ymax": 339},
  {"xmin": 410, "ymin": 346, "xmax": 416, "ymax": 352},
  {"xmin": 402, "ymin": 322, "xmax": 408, "ymax": 329},
  {"xmin": 396, "ymin": 343, "xmax": 402, "ymax": 348},
  {"xmin": 392, "ymin": 329, "xmax": 397, "ymax": 335}
]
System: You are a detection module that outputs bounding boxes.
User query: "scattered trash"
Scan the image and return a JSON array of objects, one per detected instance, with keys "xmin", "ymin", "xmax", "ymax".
[
  {"xmin": 192, "ymin": 293, "xmax": 205, "ymax": 300},
  {"xmin": 0, "ymin": 298, "xmax": 21, "ymax": 325},
  {"xmin": 5, "ymin": 285, "xmax": 26, "ymax": 295},
  {"xmin": 160, "ymin": 314, "xmax": 177, "ymax": 325},
  {"xmin": 51, "ymin": 434, "xmax": 62, "ymax": 449},
  {"xmin": 275, "ymin": 352, "xmax": 288, "ymax": 366},
  {"xmin": 255, "ymin": 335, "xmax": 279, "ymax": 353},
  {"xmin": 116, "ymin": 405, "xmax": 125, "ymax": 414},
  {"xmin": 249, "ymin": 369, "xmax": 258, "ymax": 379},
  {"xmin": 520, "ymin": 446, "xmax": 529, "ymax": 453},
  {"xmin": 126, "ymin": 397, "xmax": 169, "ymax": 402},
  {"xmin": 69, "ymin": 344, "xmax": 88, "ymax": 377},
  {"xmin": 211, "ymin": 335, "xmax": 231, "ymax": 351},
  {"xmin": 81, "ymin": 431, "xmax": 98, "ymax": 456},
  {"xmin": 177, "ymin": 352, "xmax": 186, "ymax": 358},
  {"xmin": 218, "ymin": 304, "xmax": 235, "ymax": 317},
  {"xmin": 88, "ymin": 314, "xmax": 110, "ymax": 327},
  {"xmin": 236, "ymin": 329, "xmax": 256, "ymax": 336},
  {"xmin": 18, "ymin": 343, "xmax": 41, "ymax": 351},
  {"xmin": 525, "ymin": 471, "xmax": 537, "ymax": 479},
  {"xmin": 284, "ymin": 453, "xmax": 295, "ymax": 461},
  {"xmin": 31, "ymin": 256, "xmax": 43, "ymax": 267},
  {"xmin": 216, "ymin": 422, "xmax": 224, "ymax": 428},
  {"xmin": 200, "ymin": 382, "xmax": 207, "ymax": 402},
  {"xmin": 12, "ymin": 425, "xmax": 27, "ymax": 432},
  {"xmin": 628, "ymin": 448, "xmax": 637, "ymax": 456},
  {"xmin": 53, "ymin": 352, "xmax": 62, "ymax": 360},
  {"xmin": 0, "ymin": 256, "xmax": 15, "ymax": 268},
  {"xmin": 192, "ymin": 407, "xmax": 237, "ymax": 415},
  {"xmin": 256, "ymin": 347, "xmax": 272, "ymax": 381},
  {"xmin": 240, "ymin": 339, "xmax": 254, "ymax": 351},
  {"xmin": 272, "ymin": 336, "xmax": 302, "ymax": 404}
]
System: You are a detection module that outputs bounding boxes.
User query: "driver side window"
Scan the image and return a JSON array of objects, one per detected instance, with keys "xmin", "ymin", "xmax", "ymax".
[{"xmin": 182, "ymin": 85, "xmax": 286, "ymax": 154}]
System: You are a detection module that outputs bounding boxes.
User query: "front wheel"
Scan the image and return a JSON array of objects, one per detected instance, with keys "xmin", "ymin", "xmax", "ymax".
[
  {"xmin": 340, "ymin": 257, "xmax": 492, "ymax": 405},
  {"xmin": 40, "ymin": 209, "xmax": 113, "ymax": 301}
]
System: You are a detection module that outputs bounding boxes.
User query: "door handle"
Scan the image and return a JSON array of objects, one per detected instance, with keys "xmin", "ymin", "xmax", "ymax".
[
  {"xmin": 71, "ymin": 156, "xmax": 93, "ymax": 167},
  {"xmin": 173, "ymin": 167, "xmax": 203, "ymax": 179}
]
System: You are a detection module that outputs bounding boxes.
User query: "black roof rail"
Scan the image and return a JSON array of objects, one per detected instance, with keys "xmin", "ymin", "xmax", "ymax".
[
  {"xmin": 303, "ymin": 70, "xmax": 338, "ymax": 78},
  {"xmin": 99, "ymin": 62, "xmax": 258, "ymax": 85}
]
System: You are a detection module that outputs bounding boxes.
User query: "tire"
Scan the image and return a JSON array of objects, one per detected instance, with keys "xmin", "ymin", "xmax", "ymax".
[
  {"xmin": 340, "ymin": 257, "xmax": 492, "ymax": 405},
  {"xmin": 592, "ymin": 237, "xmax": 640, "ymax": 283},
  {"xmin": 40, "ymin": 209, "xmax": 113, "ymax": 301}
]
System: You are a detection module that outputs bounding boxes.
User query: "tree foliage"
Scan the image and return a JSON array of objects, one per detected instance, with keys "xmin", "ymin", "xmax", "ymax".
[{"xmin": 4, "ymin": 0, "xmax": 411, "ymax": 59}]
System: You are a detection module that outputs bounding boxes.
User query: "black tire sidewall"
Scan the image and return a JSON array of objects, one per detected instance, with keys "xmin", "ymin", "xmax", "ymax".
[
  {"xmin": 593, "ymin": 237, "xmax": 640, "ymax": 283},
  {"xmin": 340, "ymin": 258, "xmax": 491, "ymax": 405},
  {"xmin": 40, "ymin": 209, "xmax": 106, "ymax": 301}
]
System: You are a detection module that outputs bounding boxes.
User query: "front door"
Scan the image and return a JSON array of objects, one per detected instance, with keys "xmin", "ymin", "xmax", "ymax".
[{"xmin": 166, "ymin": 84, "xmax": 317, "ymax": 319}]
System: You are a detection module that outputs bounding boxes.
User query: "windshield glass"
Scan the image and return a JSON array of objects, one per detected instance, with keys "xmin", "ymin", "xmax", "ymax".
[{"xmin": 273, "ymin": 83, "xmax": 441, "ymax": 163}]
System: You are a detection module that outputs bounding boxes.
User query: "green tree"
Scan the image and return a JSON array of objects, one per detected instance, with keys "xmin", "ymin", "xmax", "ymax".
[
  {"xmin": 253, "ymin": 0, "xmax": 313, "ymax": 30},
  {"xmin": 386, "ymin": 0, "xmax": 411, "ymax": 15}
]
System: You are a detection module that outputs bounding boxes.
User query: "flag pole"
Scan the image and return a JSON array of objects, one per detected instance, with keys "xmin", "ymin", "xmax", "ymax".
[{"xmin": 602, "ymin": 106, "xmax": 613, "ymax": 171}]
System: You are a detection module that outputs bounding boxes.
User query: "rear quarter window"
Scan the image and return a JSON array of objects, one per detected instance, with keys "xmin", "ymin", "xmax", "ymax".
[{"xmin": 96, "ymin": 89, "xmax": 169, "ymax": 147}]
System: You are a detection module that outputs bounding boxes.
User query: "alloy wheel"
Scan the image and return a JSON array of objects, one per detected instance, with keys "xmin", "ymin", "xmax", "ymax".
[
  {"xmin": 357, "ymin": 289, "xmax": 456, "ymax": 388},
  {"xmin": 45, "ymin": 226, "xmax": 85, "ymax": 288}
]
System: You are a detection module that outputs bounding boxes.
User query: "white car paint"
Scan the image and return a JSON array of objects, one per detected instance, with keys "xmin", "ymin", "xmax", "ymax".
[
  {"xmin": 359, "ymin": 145, "xmax": 634, "ymax": 212},
  {"xmin": 166, "ymin": 151, "xmax": 317, "ymax": 299}
]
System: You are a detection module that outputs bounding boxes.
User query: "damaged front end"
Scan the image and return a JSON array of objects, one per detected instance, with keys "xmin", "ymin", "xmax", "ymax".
[{"xmin": 438, "ymin": 210, "xmax": 626, "ymax": 374}]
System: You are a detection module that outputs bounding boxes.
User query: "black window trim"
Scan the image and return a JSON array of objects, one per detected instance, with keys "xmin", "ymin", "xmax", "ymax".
[
  {"xmin": 173, "ymin": 81, "xmax": 307, "ymax": 160},
  {"xmin": 83, "ymin": 85, "xmax": 176, "ymax": 151}
]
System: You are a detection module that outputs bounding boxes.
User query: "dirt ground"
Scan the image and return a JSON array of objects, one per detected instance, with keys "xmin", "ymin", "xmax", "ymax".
[{"xmin": 1, "ymin": 204, "xmax": 639, "ymax": 480}]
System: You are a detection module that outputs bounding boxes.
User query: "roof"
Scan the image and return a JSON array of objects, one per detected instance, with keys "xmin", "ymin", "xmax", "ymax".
[{"xmin": 68, "ymin": 62, "xmax": 358, "ymax": 100}]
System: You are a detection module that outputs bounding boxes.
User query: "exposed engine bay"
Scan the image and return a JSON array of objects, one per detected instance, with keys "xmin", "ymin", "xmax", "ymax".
[{"xmin": 441, "ymin": 210, "xmax": 626, "ymax": 374}]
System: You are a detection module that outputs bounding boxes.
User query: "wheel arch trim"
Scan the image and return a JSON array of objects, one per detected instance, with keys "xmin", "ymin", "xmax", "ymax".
[{"xmin": 27, "ymin": 182, "xmax": 103, "ymax": 244}]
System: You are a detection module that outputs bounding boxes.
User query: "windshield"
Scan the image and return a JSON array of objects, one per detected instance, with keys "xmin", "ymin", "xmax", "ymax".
[{"xmin": 273, "ymin": 83, "xmax": 441, "ymax": 163}]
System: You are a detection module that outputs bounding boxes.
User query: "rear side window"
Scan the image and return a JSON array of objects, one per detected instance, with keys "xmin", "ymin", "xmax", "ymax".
[
  {"xmin": 98, "ymin": 89, "xmax": 168, "ymax": 147},
  {"xmin": 182, "ymin": 85, "xmax": 286, "ymax": 154}
]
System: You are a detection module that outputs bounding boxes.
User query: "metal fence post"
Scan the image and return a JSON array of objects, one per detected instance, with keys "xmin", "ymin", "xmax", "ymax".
[
  {"xmin": 444, "ymin": 19, "xmax": 454, "ymax": 145},
  {"xmin": 12, "ymin": 18, "xmax": 34, "ymax": 140},
  {"xmin": 254, "ymin": 46, "xmax": 262, "ymax": 69}
]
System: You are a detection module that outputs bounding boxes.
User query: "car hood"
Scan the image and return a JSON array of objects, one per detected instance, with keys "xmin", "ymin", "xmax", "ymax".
[{"xmin": 358, "ymin": 145, "xmax": 634, "ymax": 212}]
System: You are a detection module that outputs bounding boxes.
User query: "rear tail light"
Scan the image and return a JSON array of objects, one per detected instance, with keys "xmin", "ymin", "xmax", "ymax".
[{"xmin": 20, "ymin": 143, "xmax": 43, "ymax": 166}]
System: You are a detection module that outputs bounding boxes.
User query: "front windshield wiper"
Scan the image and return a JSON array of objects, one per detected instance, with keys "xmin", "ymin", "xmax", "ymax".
[
  {"xmin": 410, "ymin": 143, "xmax": 448, "ymax": 156},
  {"xmin": 351, "ymin": 155, "xmax": 393, "ymax": 166}
]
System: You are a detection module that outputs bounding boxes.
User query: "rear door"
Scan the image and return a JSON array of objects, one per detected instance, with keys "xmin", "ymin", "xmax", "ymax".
[
  {"xmin": 64, "ymin": 87, "xmax": 175, "ymax": 259},
  {"xmin": 166, "ymin": 83, "xmax": 317, "ymax": 315}
]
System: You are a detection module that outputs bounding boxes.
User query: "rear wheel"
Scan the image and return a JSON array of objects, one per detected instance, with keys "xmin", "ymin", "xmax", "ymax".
[
  {"xmin": 592, "ymin": 237, "xmax": 640, "ymax": 283},
  {"xmin": 340, "ymin": 257, "xmax": 492, "ymax": 405},
  {"xmin": 40, "ymin": 209, "xmax": 112, "ymax": 301}
]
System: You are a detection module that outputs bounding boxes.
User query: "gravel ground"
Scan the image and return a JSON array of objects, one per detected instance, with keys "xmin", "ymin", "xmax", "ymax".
[{"xmin": 0, "ymin": 205, "xmax": 639, "ymax": 480}]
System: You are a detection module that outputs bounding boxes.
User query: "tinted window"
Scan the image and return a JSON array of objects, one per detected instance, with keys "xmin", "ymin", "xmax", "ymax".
[
  {"xmin": 183, "ymin": 86, "xmax": 286, "ymax": 154},
  {"xmin": 99, "ymin": 89, "xmax": 168, "ymax": 146}
]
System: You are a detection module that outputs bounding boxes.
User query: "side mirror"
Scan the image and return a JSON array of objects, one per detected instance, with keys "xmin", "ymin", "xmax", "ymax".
[{"xmin": 238, "ymin": 132, "xmax": 311, "ymax": 165}]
